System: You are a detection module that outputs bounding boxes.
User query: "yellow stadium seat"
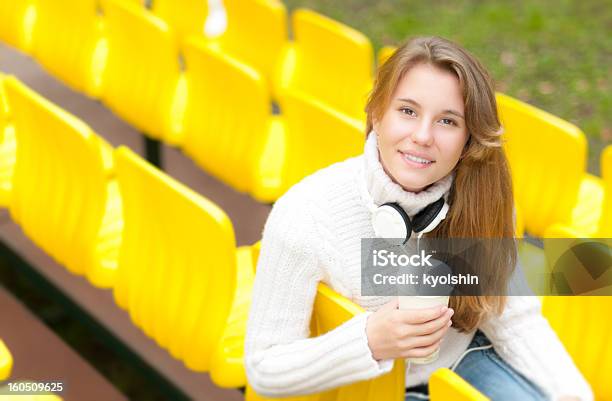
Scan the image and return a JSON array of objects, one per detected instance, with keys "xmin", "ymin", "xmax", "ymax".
[
  {"xmin": 101, "ymin": 0, "xmax": 184, "ymax": 144},
  {"xmin": 377, "ymin": 45, "xmax": 397, "ymax": 67},
  {"xmin": 542, "ymin": 296, "xmax": 612, "ymax": 400},
  {"xmin": 150, "ymin": 0, "xmax": 209, "ymax": 41},
  {"xmin": 153, "ymin": 0, "xmax": 287, "ymax": 97},
  {"xmin": 252, "ymin": 90, "xmax": 364, "ymax": 202},
  {"xmin": 213, "ymin": 0, "xmax": 287, "ymax": 96},
  {"xmin": 0, "ymin": 0, "xmax": 36, "ymax": 52},
  {"xmin": 276, "ymin": 9, "xmax": 373, "ymax": 121},
  {"xmin": 0, "ymin": 339, "xmax": 13, "ymax": 380},
  {"xmin": 180, "ymin": 37, "xmax": 281, "ymax": 196},
  {"xmin": 31, "ymin": 0, "xmax": 106, "ymax": 97},
  {"xmin": 429, "ymin": 368, "xmax": 489, "ymax": 401},
  {"xmin": 245, "ymin": 283, "xmax": 406, "ymax": 401},
  {"xmin": 4, "ymin": 77, "xmax": 122, "ymax": 288},
  {"xmin": 0, "ymin": 76, "xmax": 17, "ymax": 207},
  {"xmin": 545, "ymin": 145, "xmax": 611, "ymax": 238},
  {"xmin": 113, "ymin": 146, "xmax": 256, "ymax": 372},
  {"xmin": 209, "ymin": 244, "xmax": 257, "ymax": 387},
  {"xmin": 497, "ymin": 93, "xmax": 588, "ymax": 237}
]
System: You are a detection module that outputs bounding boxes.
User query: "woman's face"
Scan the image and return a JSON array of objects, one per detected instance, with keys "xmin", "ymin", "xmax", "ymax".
[{"xmin": 373, "ymin": 63, "xmax": 469, "ymax": 193}]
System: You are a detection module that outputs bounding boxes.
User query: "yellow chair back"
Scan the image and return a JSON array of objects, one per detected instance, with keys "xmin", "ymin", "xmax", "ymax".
[
  {"xmin": 497, "ymin": 93, "xmax": 587, "ymax": 236},
  {"xmin": 278, "ymin": 9, "xmax": 373, "ymax": 121},
  {"xmin": 151, "ymin": 0, "xmax": 209, "ymax": 41},
  {"xmin": 219, "ymin": 0, "xmax": 287, "ymax": 94},
  {"xmin": 101, "ymin": 0, "xmax": 182, "ymax": 143},
  {"xmin": 0, "ymin": 0, "xmax": 35, "ymax": 52},
  {"xmin": 599, "ymin": 145, "xmax": 612, "ymax": 236},
  {"xmin": 4, "ymin": 77, "xmax": 117, "ymax": 286},
  {"xmin": 0, "ymin": 76, "xmax": 17, "ymax": 207},
  {"xmin": 0, "ymin": 339, "xmax": 12, "ymax": 380},
  {"xmin": 543, "ymin": 296, "xmax": 612, "ymax": 400},
  {"xmin": 181, "ymin": 37, "xmax": 271, "ymax": 195},
  {"xmin": 429, "ymin": 368, "xmax": 489, "ymax": 400},
  {"xmin": 113, "ymin": 146, "xmax": 237, "ymax": 371},
  {"xmin": 31, "ymin": 0, "xmax": 105, "ymax": 97},
  {"xmin": 257, "ymin": 90, "xmax": 363, "ymax": 200}
]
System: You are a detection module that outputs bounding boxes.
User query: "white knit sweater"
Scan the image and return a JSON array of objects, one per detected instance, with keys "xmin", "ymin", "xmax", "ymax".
[{"xmin": 245, "ymin": 133, "xmax": 593, "ymax": 400}]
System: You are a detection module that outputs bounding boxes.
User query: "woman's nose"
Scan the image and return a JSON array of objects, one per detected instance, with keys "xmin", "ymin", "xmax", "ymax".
[{"xmin": 410, "ymin": 121, "xmax": 434, "ymax": 146}]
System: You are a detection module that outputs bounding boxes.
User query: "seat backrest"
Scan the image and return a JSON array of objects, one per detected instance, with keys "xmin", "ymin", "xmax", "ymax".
[
  {"xmin": 497, "ymin": 93, "xmax": 587, "ymax": 236},
  {"xmin": 31, "ymin": 0, "xmax": 105, "ymax": 97},
  {"xmin": 3, "ymin": 77, "xmax": 108, "ymax": 279},
  {"xmin": 220, "ymin": 0, "xmax": 287, "ymax": 89},
  {"xmin": 181, "ymin": 38, "xmax": 270, "ymax": 194},
  {"xmin": 101, "ymin": 0, "xmax": 181, "ymax": 143},
  {"xmin": 0, "ymin": 0, "xmax": 35, "ymax": 52},
  {"xmin": 246, "ymin": 284, "xmax": 406, "ymax": 401},
  {"xmin": 150, "ymin": 0, "xmax": 209, "ymax": 40},
  {"xmin": 283, "ymin": 9, "xmax": 373, "ymax": 121},
  {"xmin": 429, "ymin": 368, "xmax": 489, "ymax": 400},
  {"xmin": 113, "ymin": 146, "xmax": 237, "ymax": 371},
  {"xmin": 542, "ymin": 296, "xmax": 612, "ymax": 400},
  {"xmin": 598, "ymin": 145, "xmax": 612, "ymax": 236},
  {"xmin": 279, "ymin": 90, "xmax": 364, "ymax": 193},
  {"xmin": 377, "ymin": 45, "xmax": 397, "ymax": 68},
  {"xmin": 0, "ymin": 339, "xmax": 12, "ymax": 380}
]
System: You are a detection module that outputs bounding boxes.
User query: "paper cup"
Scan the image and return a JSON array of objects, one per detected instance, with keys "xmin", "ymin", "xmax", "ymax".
[{"xmin": 398, "ymin": 295, "xmax": 450, "ymax": 364}]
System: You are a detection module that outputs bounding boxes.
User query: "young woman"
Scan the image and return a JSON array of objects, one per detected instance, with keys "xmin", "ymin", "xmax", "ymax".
[{"xmin": 245, "ymin": 36, "xmax": 592, "ymax": 401}]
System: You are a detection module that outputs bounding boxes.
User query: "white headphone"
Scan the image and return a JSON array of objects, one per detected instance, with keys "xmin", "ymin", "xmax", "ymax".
[{"xmin": 360, "ymin": 177, "xmax": 449, "ymax": 244}]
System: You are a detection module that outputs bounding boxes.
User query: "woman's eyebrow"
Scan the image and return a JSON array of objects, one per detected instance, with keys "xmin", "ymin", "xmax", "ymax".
[{"xmin": 397, "ymin": 98, "xmax": 465, "ymax": 119}]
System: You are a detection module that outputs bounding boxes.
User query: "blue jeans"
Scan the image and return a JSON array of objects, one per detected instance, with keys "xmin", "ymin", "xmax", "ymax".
[{"xmin": 405, "ymin": 331, "xmax": 549, "ymax": 401}]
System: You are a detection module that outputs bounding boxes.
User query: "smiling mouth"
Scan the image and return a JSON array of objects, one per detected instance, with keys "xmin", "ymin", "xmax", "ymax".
[{"xmin": 399, "ymin": 151, "xmax": 435, "ymax": 165}]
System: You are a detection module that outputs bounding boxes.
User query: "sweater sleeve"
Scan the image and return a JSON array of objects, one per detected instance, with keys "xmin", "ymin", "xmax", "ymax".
[
  {"xmin": 245, "ymin": 190, "xmax": 394, "ymax": 397},
  {"xmin": 480, "ymin": 294, "xmax": 593, "ymax": 401}
]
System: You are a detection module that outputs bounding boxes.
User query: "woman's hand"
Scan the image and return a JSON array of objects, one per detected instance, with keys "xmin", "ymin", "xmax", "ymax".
[
  {"xmin": 365, "ymin": 298, "xmax": 454, "ymax": 361},
  {"xmin": 558, "ymin": 397, "xmax": 581, "ymax": 401}
]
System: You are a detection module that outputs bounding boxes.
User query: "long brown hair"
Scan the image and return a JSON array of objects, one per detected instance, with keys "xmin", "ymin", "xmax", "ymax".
[{"xmin": 366, "ymin": 36, "xmax": 516, "ymax": 332}]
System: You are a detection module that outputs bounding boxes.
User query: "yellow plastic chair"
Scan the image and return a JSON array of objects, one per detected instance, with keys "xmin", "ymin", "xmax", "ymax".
[
  {"xmin": 276, "ymin": 9, "xmax": 373, "ymax": 121},
  {"xmin": 0, "ymin": 0, "xmax": 36, "ymax": 52},
  {"xmin": 497, "ymin": 93, "xmax": 589, "ymax": 237},
  {"xmin": 545, "ymin": 145, "xmax": 611, "ymax": 238},
  {"xmin": 245, "ymin": 283, "xmax": 406, "ymax": 401},
  {"xmin": 4, "ymin": 77, "xmax": 122, "ymax": 288},
  {"xmin": 252, "ymin": 90, "xmax": 364, "ymax": 202},
  {"xmin": 429, "ymin": 368, "xmax": 489, "ymax": 401},
  {"xmin": 0, "ymin": 339, "xmax": 13, "ymax": 380},
  {"xmin": 31, "ymin": 0, "xmax": 106, "ymax": 97},
  {"xmin": 150, "ymin": 0, "xmax": 209, "ymax": 41},
  {"xmin": 113, "ymin": 146, "xmax": 256, "ymax": 372},
  {"xmin": 101, "ymin": 0, "xmax": 184, "ymax": 144},
  {"xmin": 213, "ymin": 0, "xmax": 287, "ymax": 96},
  {"xmin": 377, "ymin": 45, "xmax": 397, "ymax": 67},
  {"xmin": 543, "ymin": 296, "xmax": 612, "ymax": 400},
  {"xmin": 0, "ymin": 75, "xmax": 17, "ymax": 207},
  {"xmin": 180, "ymin": 37, "xmax": 281, "ymax": 196}
]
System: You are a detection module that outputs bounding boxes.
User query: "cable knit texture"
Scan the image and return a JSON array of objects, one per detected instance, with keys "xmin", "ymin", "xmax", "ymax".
[{"xmin": 245, "ymin": 133, "xmax": 593, "ymax": 400}]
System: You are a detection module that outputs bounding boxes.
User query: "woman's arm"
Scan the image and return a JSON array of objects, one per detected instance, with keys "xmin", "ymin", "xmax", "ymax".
[
  {"xmin": 245, "ymin": 191, "xmax": 393, "ymax": 397},
  {"xmin": 479, "ymin": 295, "xmax": 593, "ymax": 401}
]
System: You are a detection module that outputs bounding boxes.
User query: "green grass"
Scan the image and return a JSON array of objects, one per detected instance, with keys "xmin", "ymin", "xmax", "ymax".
[{"xmin": 283, "ymin": 0, "xmax": 611, "ymax": 174}]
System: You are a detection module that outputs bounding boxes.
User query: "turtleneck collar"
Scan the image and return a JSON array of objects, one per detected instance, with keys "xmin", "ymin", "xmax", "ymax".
[{"xmin": 362, "ymin": 131, "xmax": 454, "ymax": 217}]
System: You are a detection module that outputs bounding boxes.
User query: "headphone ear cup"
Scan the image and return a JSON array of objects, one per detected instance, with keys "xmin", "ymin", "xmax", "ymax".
[
  {"xmin": 412, "ymin": 198, "xmax": 446, "ymax": 233},
  {"xmin": 372, "ymin": 203, "xmax": 412, "ymax": 244}
]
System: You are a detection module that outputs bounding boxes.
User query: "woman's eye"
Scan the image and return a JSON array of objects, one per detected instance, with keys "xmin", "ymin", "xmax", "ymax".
[
  {"xmin": 400, "ymin": 108, "xmax": 416, "ymax": 116},
  {"xmin": 440, "ymin": 118, "xmax": 457, "ymax": 126}
]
